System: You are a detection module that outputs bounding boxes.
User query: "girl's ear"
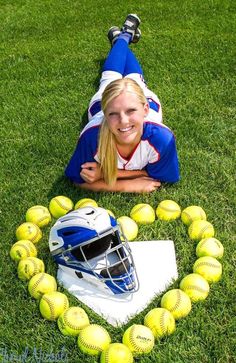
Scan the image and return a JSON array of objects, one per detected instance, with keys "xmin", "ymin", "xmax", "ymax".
[{"xmin": 144, "ymin": 102, "xmax": 149, "ymax": 117}]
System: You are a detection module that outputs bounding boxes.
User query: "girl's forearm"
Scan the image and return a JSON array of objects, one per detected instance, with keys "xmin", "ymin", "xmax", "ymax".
[
  {"xmin": 75, "ymin": 175, "xmax": 160, "ymax": 193},
  {"xmin": 76, "ymin": 179, "xmax": 135, "ymax": 192},
  {"xmin": 116, "ymin": 169, "xmax": 148, "ymax": 179}
]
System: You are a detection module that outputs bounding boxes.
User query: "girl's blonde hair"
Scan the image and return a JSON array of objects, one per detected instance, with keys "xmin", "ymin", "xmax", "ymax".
[{"xmin": 98, "ymin": 78, "xmax": 147, "ymax": 185}]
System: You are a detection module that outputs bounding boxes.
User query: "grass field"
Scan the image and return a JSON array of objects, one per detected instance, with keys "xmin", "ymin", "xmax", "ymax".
[{"xmin": 0, "ymin": 0, "xmax": 235, "ymax": 362}]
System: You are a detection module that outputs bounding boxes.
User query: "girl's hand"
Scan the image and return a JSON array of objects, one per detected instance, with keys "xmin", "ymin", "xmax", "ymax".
[
  {"xmin": 80, "ymin": 162, "xmax": 102, "ymax": 183},
  {"xmin": 125, "ymin": 177, "xmax": 161, "ymax": 193}
]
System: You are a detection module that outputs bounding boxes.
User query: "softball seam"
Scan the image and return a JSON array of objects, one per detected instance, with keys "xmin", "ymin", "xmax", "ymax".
[
  {"xmin": 79, "ymin": 325, "xmax": 109, "ymax": 352},
  {"xmin": 195, "ymin": 261, "xmax": 221, "ymax": 269},
  {"xmin": 169, "ymin": 290, "xmax": 182, "ymax": 313},
  {"xmin": 63, "ymin": 311, "xmax": 87, "ymax": 331},
  {"xmin": 131, "ymin": 205, "xmax": 153, "ymax": 217},
  {"xmin": 129, "ymin": 325, "xmax": 152, "ymax": 353},
  {"xmin": 182, "ymin": 211, "xmax": 193, "ymax": 224},
  {"xmin": 18, "ymin": 259, "xmax": 37, "ymax": 279},
  {"xmin": 76, "ymin": 200, "xmax": 96, "ymax": 208},
  {"xmin": 198, "ymin": 239, "xmax": 222, "ymax": 250},
  {"xmin": 30, "ymin": 273, "xmax": 46, "ymax": 298},
  {"xmin": 104, "ymin": 347, "xmax": 133, "ymax": 363},
  {"xmin": 196, "ymin": 225, "xmax": 213, "ymax": 240},
  {"xmin": 35, "ymin": 215, "xmax": 50, "ymax": 225},
  {"xmin": 28, "ymin": 206, "xmax": 47, "ymax": 212},
  {"xmin": 22, "ymin": 258, "xmax": 41, "ymax": 278},
  {"xmin": 15, "ymin": 243, "xmax": 31, "ymax": 258},
  {"xmin": 63, "ymin": 296, "xmax": 69, "ymax": 314},
  {"xmin": 189, "ymin": 223, "xmax": 213, "ymax": 240},
  {"xmin": 42, "ymin": 296, "xmax": 56, "ymax": 320},
  {"xmin": 158, "ymin": 206, "xmax": 180, "ymax": 213},
  {"xmin": 160, "ymin": 310, "xmax": 168, "ymax": 335},
  {"xmin": 29, "ymin": 225, "xmax": 41, "ymax": 243},
  {"xmin": 53, "ymin": 198, "xmax": 72, "ymax": 211},
  {"xmin": 183, "ymin": 284, "xmax": 208, "ymax": 294},
  {"xmin": 27, "ymin": 207, "xmax": 50, "ymax": 225}
]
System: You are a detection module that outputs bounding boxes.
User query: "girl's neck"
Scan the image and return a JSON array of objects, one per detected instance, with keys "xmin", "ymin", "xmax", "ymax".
[{"xmin": 116, "ymin": 142, "xmax": 140, "ymax": 159}]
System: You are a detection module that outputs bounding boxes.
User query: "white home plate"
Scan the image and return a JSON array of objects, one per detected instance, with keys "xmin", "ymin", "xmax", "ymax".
[{"xmin": 57, "ymin": 240, "xmax": 178, "ymax": 327}]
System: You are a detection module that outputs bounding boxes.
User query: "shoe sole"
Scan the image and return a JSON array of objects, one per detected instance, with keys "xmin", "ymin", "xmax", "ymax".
[{"xmin": 126, "ymin": 13, "xmax": 141, "ymax": 27}]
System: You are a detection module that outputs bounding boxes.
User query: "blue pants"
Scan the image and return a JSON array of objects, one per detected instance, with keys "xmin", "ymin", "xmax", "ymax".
[{"xmin": 102, "ymin": 38, "xmax": 144, "ymax": 76}]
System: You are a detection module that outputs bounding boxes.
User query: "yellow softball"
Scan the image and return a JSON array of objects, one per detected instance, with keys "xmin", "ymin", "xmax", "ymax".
[
  {"xmin": 188, "ymin": 220, "xmax": 215, "ymax": 241},
  {"xmin": 144, "ymin": 307, "xmax": 176, "ymax": 339},
  {"xmin": 28, "ymin": 272, "xmax": 57, "ymax": 299},
  {"xmin": 181, "ymin": 206, "xmax": 206, "ymax": 226},
  {"xmin": 130, "ymin": 204, "xmax": 155, "ymax": 224},
  {"xmin": 117, "ymin": 216, "xmax": 138, "ymax": 241},
  {"xmin": 16, "ymin": 222, "xmax": 42, "ymax": 244},
  {"xmin": 49, "ymin": 195, "xmax": 74, "ymax": 219},
  {"xmin": 74, "ymin": 198, "xmax": 98, "ymax": 209},
  {"xmin": 100, "ymin": 343, "xmax": 134, "ymax": 363},
  {"xmin": 57, "ymin": 306, "xmax": 90, "ymax": 336},
  {"xmin": 156, "ymin": 200, "xmax": 181, "ymax": 221},
  {"xmin": 196, "ymin": 237, "xmax": 224, "ymax": 259},
  {"xmin": 25, "ymin": 205, "xmax": 51, "ymax": 228},
  {"xmin": 17, "ymin": 257, "xmax": 45, "ymax": 281},
  {"xmin": 39, "ymin": 291, "xmax": 69, "ymax": 321},
  {"xmin": 10, "ymin": 240, "xmax": 37, "ymax": 262},
  {"xmin": 78, "ymin": 324, "xmax": 111, "ymax": 356},
  {"xmin": 161, "ymin": 289, "xmax": 192, "ymax": 320},
  {"xmin": 122, "ymin": 324, "xmax": 155, "ymax": 356},
  {"xmin": 193, "ymin": 256, "xmax": 222, "ymax": 283},
  {"xmin": 179, "ymin": 273, "xmax": 210, "ymax": 302}
]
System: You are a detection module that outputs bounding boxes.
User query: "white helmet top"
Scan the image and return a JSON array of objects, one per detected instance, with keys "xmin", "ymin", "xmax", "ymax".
[{"xmin": 49, "ymin": 206, "xmax": 113, "ymax": 255}]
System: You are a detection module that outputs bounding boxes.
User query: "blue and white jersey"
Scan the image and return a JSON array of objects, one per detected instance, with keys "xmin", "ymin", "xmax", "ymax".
[{"xmin": 65, "ymin": 111, "xmax": 179, "ymax": 184}]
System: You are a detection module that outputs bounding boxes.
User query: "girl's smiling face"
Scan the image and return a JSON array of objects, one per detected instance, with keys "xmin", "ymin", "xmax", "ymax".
[{"xmin": 104, "ymin": 91, "xmax": 149, "ymax": 148}]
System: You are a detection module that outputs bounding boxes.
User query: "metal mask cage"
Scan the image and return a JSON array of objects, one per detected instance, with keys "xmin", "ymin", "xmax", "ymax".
[
  {"xmin": 59, "ymin": 229, "xmax": 139, "ymax": 293},
  {"xmin": 99, "ymin": 240, "xmax": 139, "ymax": 293}
]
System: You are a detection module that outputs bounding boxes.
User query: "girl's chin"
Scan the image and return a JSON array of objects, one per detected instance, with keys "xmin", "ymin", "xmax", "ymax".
[
  {"xmin": 116, "ymin": 131, "xmax": 140, "ymax": 145},
  {"xmin": 117, "ymin": 135, "xmax": 137, "ymax": 145}
]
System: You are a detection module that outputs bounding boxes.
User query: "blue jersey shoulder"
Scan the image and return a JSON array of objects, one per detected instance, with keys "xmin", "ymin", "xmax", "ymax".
[
  {"xmin": 142, "ymin": 122, "xmax": 179, "ymax": 183},
  {"xmin": 142, "ymin": 122, "xmax": 174, "ymax": 149},
  {"xmin": 80, "ymin": 123, "xmax": 100, "ymax": 141}
]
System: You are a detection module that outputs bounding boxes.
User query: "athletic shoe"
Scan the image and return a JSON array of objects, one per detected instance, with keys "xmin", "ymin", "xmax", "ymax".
[
  {"xmin": 121, "ymin": 14, "xmax": 141, "ymax": 41},
  {"xmin": 107, "ymin": 26, "xmax": 121, "ymax": 46},
  {"xmin": 132, "ymin": 28, "xmax": 141, "ymax": 43},
  {"xmin": 107, "ymin": 26, "xmax": 141, "ymax": 45}
]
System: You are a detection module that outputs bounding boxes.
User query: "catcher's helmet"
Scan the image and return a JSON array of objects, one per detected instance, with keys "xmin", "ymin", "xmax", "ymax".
[{"xmin": 49, "ymin": 207, "xmax": 139, "ymax": 294}]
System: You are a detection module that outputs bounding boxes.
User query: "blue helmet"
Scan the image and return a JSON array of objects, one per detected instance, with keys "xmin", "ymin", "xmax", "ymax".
[{"xmin": 49, "ymin": 206, "xmax": 139, "ymax": 295}]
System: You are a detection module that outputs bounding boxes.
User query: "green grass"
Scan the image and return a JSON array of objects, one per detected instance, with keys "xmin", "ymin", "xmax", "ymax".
[{"xmin": 0, "ymin": 0, "xmax": 235, "ymax": 362}]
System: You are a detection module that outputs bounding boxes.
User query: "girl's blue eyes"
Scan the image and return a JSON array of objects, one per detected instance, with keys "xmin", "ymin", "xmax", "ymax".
[{"xmin": 108, "ymin": 109, "xmax": 137, "ymax": 117}]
